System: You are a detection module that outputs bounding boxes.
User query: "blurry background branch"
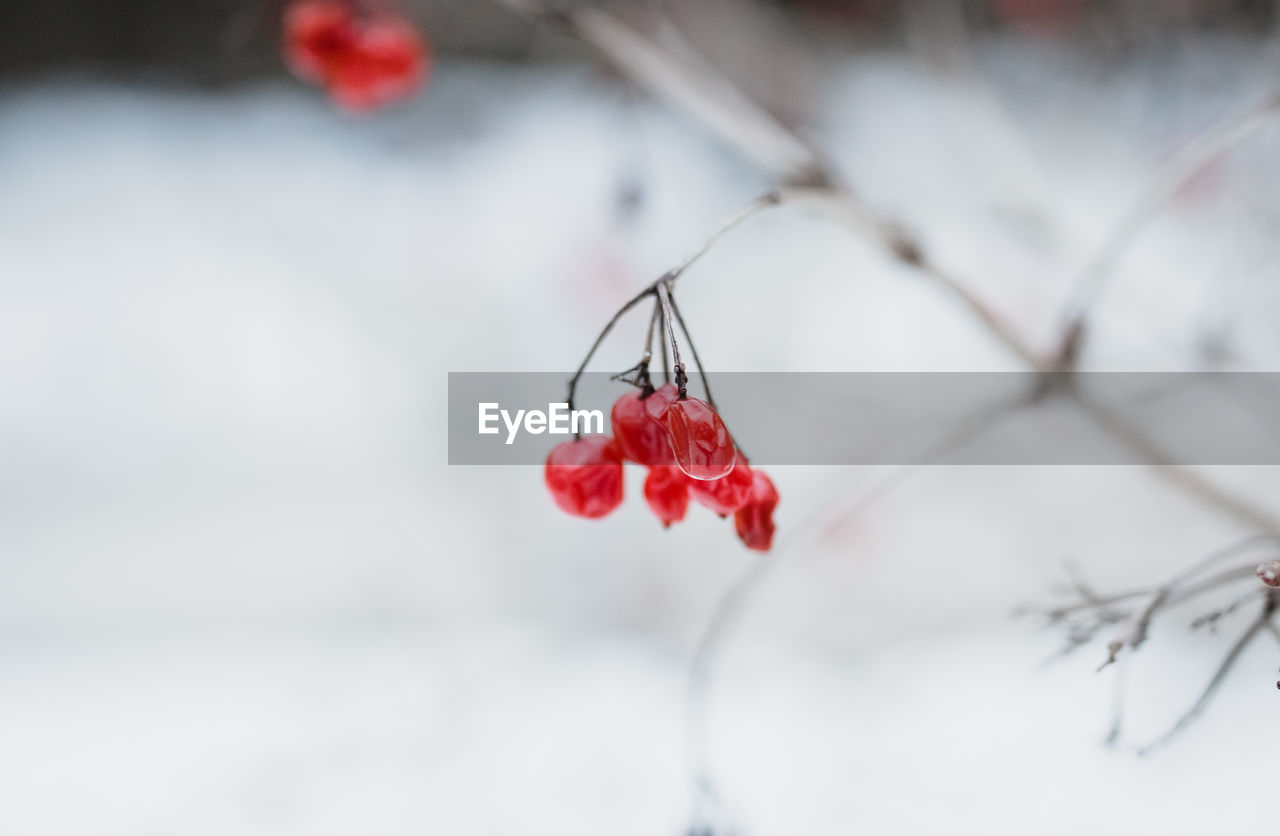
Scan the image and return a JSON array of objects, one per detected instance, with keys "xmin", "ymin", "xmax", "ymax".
[{"xmin": 5, "ymin": 0, "xmax": 1280, "ymax": 80}]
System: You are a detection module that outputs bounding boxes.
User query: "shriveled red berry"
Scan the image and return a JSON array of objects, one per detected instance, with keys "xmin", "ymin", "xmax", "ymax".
[
  {"xmin": 611, "ymin": 387, "xmax": 675, "ymax": 465},
  {"xmin": 734, "ymin": 471, "xmax": 779, "ymax": 552},
  {"xmin": 545, "ymin": 436, "xmax": 624, "ymax": 519},
  {"xmin": 643, "ymin": 465, "xmax": 690, "ymax": 528},
  {"xmin": 662, "ymin": 396, "xmax": 735, "ymax": 481},
  {"xmin": 643, "ymin": 383, "xmax": 679, "ymax": 421},
  {"xmin": 688, "ymin": 454, "xmax": 753, "ymax": 516},
  {"xmin": 282, "ymin": 0, "xmax": 429, "ymax": 112}
]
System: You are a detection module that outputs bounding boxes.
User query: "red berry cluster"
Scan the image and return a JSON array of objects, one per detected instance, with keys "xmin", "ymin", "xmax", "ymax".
[
  {"xmin": 545, "ymin": 383, "xmax": 779, "ymax": 552},
  {"xmin": 282, "ymin": 0, "xmax": 429, "ymax": 112}
]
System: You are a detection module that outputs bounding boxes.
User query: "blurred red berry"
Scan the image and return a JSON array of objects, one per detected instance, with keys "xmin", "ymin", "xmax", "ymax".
[
  {"xmin": 612, "ymin": 386, "xmax": 676, "ymax": 465},
  {"xmin": 643, "ymin": 465, "xmax": 690, "ymax": 528},
  {"xmin": 688, "ymin": 453, "xmax": 753, "ymax": 516},
  {"xmin": 327, "ymin": 17, "xmax": 427, "ymax": 110},
  {"xmin": 282, "ymin": 0, "xmax": 429, "ymax": 112},
  {"xmin": 993, "ymin": 0, "xmax": 1085, "ymax": 37},
  {"xmin": 283, "ymin": 0, "xmax": 352, "ymax": 82},
  {"xmin": 545, "ymin": 436, "xmax": 625, "ymax": 519},
  {"xmin": 1258, "ymin": 561, "xmax": 1280, "ymax": 588},
  {"xmin": 734, "ymin": 471, "xmax": 779, "ymax": 552},
  {"xmin": 662, "ymin": 396, "xmax": 735, "ymax": 481}
]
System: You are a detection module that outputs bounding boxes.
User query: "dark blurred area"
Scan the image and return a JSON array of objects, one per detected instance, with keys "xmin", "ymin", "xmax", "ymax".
[{"xmin": 0, "ymin": 0, "xmax": 1276, "ymax": 85}]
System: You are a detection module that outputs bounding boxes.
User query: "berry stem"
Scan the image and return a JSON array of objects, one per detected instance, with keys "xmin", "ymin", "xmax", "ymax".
[
  {"xmin": 566, "ymin": 284, "xmax": 656, "ymax": 436},
  {"xmin": 667, "ymin": 292, "xmax": 717, "ymax": 414},
  {"xmin": 658, "ymin": 301, "xmax": 670, "ymax": 386},
  {"xmin": 666, "ymin": 190, "xmax": 783, "ymax": 286},
  {"xmin": 655, "ymin": 279, "xmax": 687, "ymax": 399},
  {"xmin": 640, "ymin": 297, "xmax": 662, "ymax": 385}
]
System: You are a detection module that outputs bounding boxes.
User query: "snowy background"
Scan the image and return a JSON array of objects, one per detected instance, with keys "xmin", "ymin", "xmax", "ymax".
[{"xmin": 3, "ymin": 9, "xmax": 1280, "ymax": 835}]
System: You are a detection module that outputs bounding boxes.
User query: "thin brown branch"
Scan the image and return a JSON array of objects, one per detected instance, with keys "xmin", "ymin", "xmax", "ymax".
[
  {"xmin": 1073, "ymin": 391, "xmax": 1280, "ymax": 533},
  {"xmin": 1190, "ymin": 589, "xmax": 1258, "ymax": 631},
  {"xmin": 492, "ymin": 0, "xmax": 828, "ymax": 185},
  {"xmin": 1138, "ymin": 590, "xmax": 1278, "ymax": 755},
  {"xmin": 667, "ymin": 293, "xmax": 717, "ymax": 413},
  {"xmin": 655, "ymin": 279, "xmax": 687, "ymax": 398},
  {"xmin": 1099, "ymin": 588, "xmax": 1168, "ymax": 671},
  {"xmin": 1059, "ymin": 88, "xmax": 1280, "ymax": 350},
  {"xmin": 566, "ymin": 284, "xmax": 656, "ymax": 420}
]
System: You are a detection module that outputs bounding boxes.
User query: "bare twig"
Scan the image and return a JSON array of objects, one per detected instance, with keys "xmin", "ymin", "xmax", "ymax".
[
  {"xmin": 1190, "ymin": 589, "xmax": 1259, "ymax": 631},
  {"xmin": 1138, "ymin": 590, "xmax": 1278, "ymax": 755},
  {"xmin": 1058, "ymin": 89, "xmax": 1280, "ymax": 352},
  {"xmin": 667, "ymin": 190, "xmax": 784, "ymax": 284},
  {"xmin": 1026, "ymin": 535, "xmax": 1280, "ymax": 627},
  {"xmin": 492, "ymin": 0, "xmax": 829, "ymax": 186},
  {"xmin": 655, "ymin": 280, "xmax": 687, "ymax": 397},
  {"xmin": 1027, "ymin": 536, "xmax": 1280, "ymax": 752},
  {"xmin": 1073, "ymin": 391, "xmax": 1280, "ymax": 533},
  {"xmin": 566, "ymin": 284, "xmax": 656, "ymax": 422},
  {"xmin": 667, "ymin": 293, "xmax": 716, "ymax": 412},
  {"xmin": 1105, "ymin": 657, "xmax": 1129, "ymax": 745},
  {"xmin": 1099, "ymin": 588, "xmax": 1169, "ymax": 671}
]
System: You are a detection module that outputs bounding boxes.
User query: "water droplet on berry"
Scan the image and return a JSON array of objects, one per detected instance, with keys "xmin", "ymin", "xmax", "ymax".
[{"xmin": 662, "ymin": 397, "xmax": 735, "ymax": 481}]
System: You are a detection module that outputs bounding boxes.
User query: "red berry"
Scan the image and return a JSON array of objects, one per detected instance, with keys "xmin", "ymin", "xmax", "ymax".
[
  {"xmin": 1258, "ymin": 561, "xmax": 1280, "ymax": 588},
  {"xmin": 643, "ymin": 465, "xmax": 690, "ymax": 528},
  {"xmin": 688, "ymin": 454, "xmax": 753, "ymax": 516},
  {"xmin": 612, "ymin": 386, "xmax": 677, "ymax": 465},
  {"xmin": 327, "ymin": 18, "xmax": 427, "ymax": 111},
  {"xmin": 282, "ymin": 0, "xmax": 429, "ymax": 112},
  {"xmin": 734, "ymin": 471, "xmax": 779, "ymax": 552},
  {"xmin": 283, "ymin": 0, "xmax": 354, "ymax": 83},
  {"xmin": 643, "ymin": 383, "xmax": 679, "ymax": 421},
  {"xmin": 545, "ymin": 436, "xmax": 624, "ymax": 519},
  {"xmin": 662, "ymin": 396, "xmax": 735, "ymax": 481}
]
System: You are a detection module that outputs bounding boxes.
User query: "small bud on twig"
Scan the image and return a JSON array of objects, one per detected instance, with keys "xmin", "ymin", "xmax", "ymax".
[{"xmin": 1256, "ymin": 560, "xmax": 1280, "ymax": 587}]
